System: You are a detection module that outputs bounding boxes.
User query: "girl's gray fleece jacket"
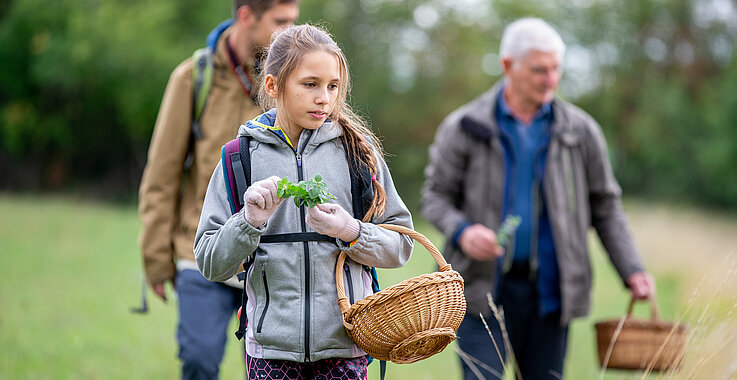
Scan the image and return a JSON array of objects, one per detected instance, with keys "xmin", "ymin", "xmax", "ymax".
[{"xmin": 194, "ymin": 113, "xmax": 414, "ymax": 362}]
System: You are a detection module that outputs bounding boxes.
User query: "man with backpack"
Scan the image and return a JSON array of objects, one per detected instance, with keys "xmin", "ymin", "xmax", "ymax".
[{"xmin": 138, "ymin": 1, "xmax": 299, "ymax": 378}]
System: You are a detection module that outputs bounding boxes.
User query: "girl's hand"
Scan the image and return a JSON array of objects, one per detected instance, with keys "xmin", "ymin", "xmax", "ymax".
[
  {"xmin": 243, "ymin": 176, "xmax": 284, "ymax": 228},
  {"xmin": 306, "ymin": 203, "xmax": 360, "ymax": 243}
]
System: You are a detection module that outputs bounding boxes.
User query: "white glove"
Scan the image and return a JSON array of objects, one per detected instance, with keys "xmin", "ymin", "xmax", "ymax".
[
  {"xmin": 243, "ymin": 176, "xmax": 283, "ymax": 228},
  {"xmin": 306, "ymin": 203, "xmax": 360, "ymax": 243}
]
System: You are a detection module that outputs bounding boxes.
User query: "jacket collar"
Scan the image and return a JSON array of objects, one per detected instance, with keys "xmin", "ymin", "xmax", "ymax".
[
  {"xmin": 460, "ymin": 80, "xmax": 581, "ymax": 145},
  {"xmin": 237, "ymin": 109, "xmax": 344, "ymax": 148}
]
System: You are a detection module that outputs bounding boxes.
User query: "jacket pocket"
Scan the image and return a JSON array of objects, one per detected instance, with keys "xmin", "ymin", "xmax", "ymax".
[
  {"xmin": 256, "ymin": 268, "xmax": 270, "ymax": 333},
  {"xmin": 343, "ymin": 264, "xmax": 355, "ymax": 304}
]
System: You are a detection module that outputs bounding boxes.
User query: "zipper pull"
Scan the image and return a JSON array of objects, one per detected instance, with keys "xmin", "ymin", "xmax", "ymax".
[{"xmin": 296, "ymin": 153, "xmax": 302, "ymax": 167}]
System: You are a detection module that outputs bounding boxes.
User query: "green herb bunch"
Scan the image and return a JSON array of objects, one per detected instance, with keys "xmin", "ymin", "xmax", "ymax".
[
  {"xmin": 496, "ymin": 215, "xmax": 522, "ymax": 247},
  {"xmin": 277, "ymin": 174, "xmax": 336, "ymax": 208}
]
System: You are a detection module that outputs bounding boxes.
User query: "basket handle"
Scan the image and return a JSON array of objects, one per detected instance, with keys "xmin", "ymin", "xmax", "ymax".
[
  {"xmin": 625, "ymin": 295, "xmax": 659, "ymax": 322},
  {"xmin": 335, "ymin": 224, "xmax": 452, "ymax": 320}
]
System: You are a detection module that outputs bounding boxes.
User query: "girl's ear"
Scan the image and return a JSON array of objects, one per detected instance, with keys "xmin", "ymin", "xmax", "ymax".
[{"xmin": 264, "ymin": 74, "xmax": 279, "ymax": 99}]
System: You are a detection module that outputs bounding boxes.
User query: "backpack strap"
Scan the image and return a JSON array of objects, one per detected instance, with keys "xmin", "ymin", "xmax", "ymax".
[
  {"xmin": 345, "ymin": 138, "xmax": 375, "ymax": 221},
  {"xmin": 192, "ymin": 47, "xmax": 214, "ymax": 141},
  {"xmin": 235, "ymin": 257, "xmax": 253, "ymax": 340},
  {"xmin": 221, "ymin": 136, "xmax": 251, "ymax": 214},
  {"xmin": 183, "ymin": 47, "xmax": 214, "ymax": 170},
  {"xmin": 260, "ymin": 233, "xmax": 333, "ymax": 243}
]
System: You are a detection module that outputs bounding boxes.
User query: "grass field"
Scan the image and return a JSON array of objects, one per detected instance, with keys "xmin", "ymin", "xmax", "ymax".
[{"xmin": 1, "ymin": 194, "xmax": 736, "ymax": 379}]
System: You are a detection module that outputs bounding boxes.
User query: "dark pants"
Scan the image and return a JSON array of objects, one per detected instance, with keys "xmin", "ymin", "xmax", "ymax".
[
  {"xmin": 176, "ymin": 269, "xmax": 242, "ymax": 380},
  {"xmin": 457, "ymin": 273, "xmax": 568, "ymax": 380}
]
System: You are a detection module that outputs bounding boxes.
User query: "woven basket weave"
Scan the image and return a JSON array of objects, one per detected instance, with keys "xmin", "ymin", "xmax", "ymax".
[
  {"xmin": 595, "ymin": 297, "xmax": 687, "ymax": 371},
  {"xmin": 335, "ymin": 224, "xmax": 466, "ymax": 364}
]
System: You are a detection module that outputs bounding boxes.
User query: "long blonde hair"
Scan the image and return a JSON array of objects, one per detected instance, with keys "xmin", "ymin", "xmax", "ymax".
[{"xmin": 257, "ymin": 24, "xmax": 386, "ymax": 221}]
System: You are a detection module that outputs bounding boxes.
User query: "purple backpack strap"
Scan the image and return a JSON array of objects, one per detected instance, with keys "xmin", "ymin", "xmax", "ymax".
[{"xmin": 221, "ymin": 137, "xmax": 249, "ymax": 214}]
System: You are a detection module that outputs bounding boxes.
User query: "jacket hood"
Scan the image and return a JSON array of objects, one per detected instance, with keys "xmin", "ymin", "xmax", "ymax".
[
  {"xmin": 237, "ymin": 109, "xmax": 345, "ymax": 148},
  {"xmin": 207, "ymin": 19, "xmax": 232, "ymax": 51}
]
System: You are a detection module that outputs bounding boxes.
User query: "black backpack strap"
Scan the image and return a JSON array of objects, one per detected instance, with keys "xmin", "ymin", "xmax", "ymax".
[
  {"xmin": 235, "ymin": 257, "xmax": 254, "ymax": 340},
  {"xmin": 345, "ymin": 145, "xmax": 374, "ymax": 221},
  {"xmin": 238, "ymin": 135, "xmax": 252, "ymax": 188},
  {"xmin": 260, "ymin": 232, "xmax": 333, "ymax": 243},
  {"xmin": 233, "ymin": 135, "xmax": 252, "ymax": 210}
]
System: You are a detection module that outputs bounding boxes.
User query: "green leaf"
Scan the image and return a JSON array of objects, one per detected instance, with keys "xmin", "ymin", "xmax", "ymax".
[
  {"xmin": 277, "ymin": 175, "xmax": 336, "ymax": 208},
  {"xmin": 497, "ymin": 215, "xmax": 522, "ymax": 247}
]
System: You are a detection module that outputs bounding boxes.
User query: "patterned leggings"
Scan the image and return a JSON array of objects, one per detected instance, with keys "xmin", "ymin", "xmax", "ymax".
[{"xmin": 246, "ymin": 354, "xmax": 368, "ymax": 380}]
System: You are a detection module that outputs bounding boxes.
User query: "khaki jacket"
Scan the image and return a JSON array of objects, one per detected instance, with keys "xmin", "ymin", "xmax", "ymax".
[
  {"xmin": 421, "ymin": 82, "xmax": 645, "ymax": 324},
  {"xmin": 138, "ymin": 27, "xmax": 261, "ymax": 286}
]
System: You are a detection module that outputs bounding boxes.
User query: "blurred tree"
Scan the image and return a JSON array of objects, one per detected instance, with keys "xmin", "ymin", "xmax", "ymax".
[
  {"xmin": 0, "ymin": 0, "xmax": 736, "ymax": 210},
  {"xmin": 0, "ymin": 0, "xmax": 228, "ymax": 195}
]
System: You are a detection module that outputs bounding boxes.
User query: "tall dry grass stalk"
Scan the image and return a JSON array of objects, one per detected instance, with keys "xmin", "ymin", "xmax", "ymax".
[
  {"xmin": 482, "ymin": 293, "xmax": 523, "ymax": 379},
  {"xmin": 598, "ymin": 314, "xmax": 628, "ymax": 380},
  {"xmin": 454, "ymin": 292, "xmax": 521, "ymax": 380},
  {"xmin": 656, "ymin": 251, "xmax": 737, "ymax": 380},
  {"xmin": 599, "ymin": 251, "xmax": 737, "ymax": 379}
]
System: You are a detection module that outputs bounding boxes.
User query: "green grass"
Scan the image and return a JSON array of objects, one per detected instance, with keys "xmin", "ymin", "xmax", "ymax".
[{"xmin": 1, "ymin": 194, "xmax": 735, "ymax": 379}]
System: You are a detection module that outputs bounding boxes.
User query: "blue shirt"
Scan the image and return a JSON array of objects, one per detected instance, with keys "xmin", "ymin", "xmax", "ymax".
[{"xmin": 496, "ymin": 86, "xmax": 561, "ymax": 316}]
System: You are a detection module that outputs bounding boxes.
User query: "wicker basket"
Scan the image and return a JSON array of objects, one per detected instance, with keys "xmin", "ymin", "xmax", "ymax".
[
  {"xmin": 594, "ymin": 297, "xmax": 687, "ymax": 371},
  {"xmin": 335, "ymin": 224, "xmax": 466, "ymax": 364}
]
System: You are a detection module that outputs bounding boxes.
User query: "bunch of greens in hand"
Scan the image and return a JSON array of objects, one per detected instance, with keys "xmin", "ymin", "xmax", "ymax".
[
  {"xmin": 277, "ymin": 175, "xmax": 336, "ymax": 208},
  {"xmin": 496, "ymin": 215, "xmax": 522, "ymax": 247}
]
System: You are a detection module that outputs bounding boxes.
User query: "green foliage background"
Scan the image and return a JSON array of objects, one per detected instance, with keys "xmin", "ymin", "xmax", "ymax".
[{"xmin": 1, "ymin": 0, "xmax": 736, "ymax": 209}]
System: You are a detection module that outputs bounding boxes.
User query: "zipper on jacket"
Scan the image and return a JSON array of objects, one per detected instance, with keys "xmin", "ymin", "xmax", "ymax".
[
  {"xmin": 563, "ymin": 149, "xmax": 576, "ymax": 214},
  {"xmin": 295, "ymin": 150, "xmax": 312, "ymax": 362},
  {"xmin": 529, "ymin": 177, "xmax": 541, "ymax": 280},
  {"xmin": 529, "ymin": 144, "xmax": 548, "ymax": 280},
  {"xmin": 257, "ymin": 269, "xmax": 270, "ymax": 333},
  {"xmin": 344, "ymin": 264, "xmax": 355, "ymax": 304}
]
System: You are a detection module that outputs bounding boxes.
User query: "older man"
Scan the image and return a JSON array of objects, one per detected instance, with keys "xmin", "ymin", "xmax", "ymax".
[{"xmin": 421, "ymin": 18, "xmax": 655, "ymax": 379}]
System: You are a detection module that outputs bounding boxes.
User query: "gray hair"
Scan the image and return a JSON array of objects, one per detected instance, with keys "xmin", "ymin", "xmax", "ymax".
[{"xmin": 499, "ymin": 18, "xmax": 566, "ymax": 62}]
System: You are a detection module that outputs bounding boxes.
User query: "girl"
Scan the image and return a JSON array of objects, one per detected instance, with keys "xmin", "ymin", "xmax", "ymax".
[{"xmin": 194, "ymin": 24, "xmax": 414, "ymax": 379}]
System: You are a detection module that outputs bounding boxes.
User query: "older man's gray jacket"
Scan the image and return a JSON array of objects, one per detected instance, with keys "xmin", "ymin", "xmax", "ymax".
[{"xmin": 421, "ymin": 82, "xmax": 645, "ymax": 324}]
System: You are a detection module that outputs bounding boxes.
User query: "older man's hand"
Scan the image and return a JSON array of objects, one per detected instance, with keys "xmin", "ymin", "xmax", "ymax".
[
  {"xmin": 459, "ymin": 223, "xmax": 504, "ymax": 261},
  {"xmin": 626, "ymin": 271, "xmax": 656, "ymax": 300}
]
